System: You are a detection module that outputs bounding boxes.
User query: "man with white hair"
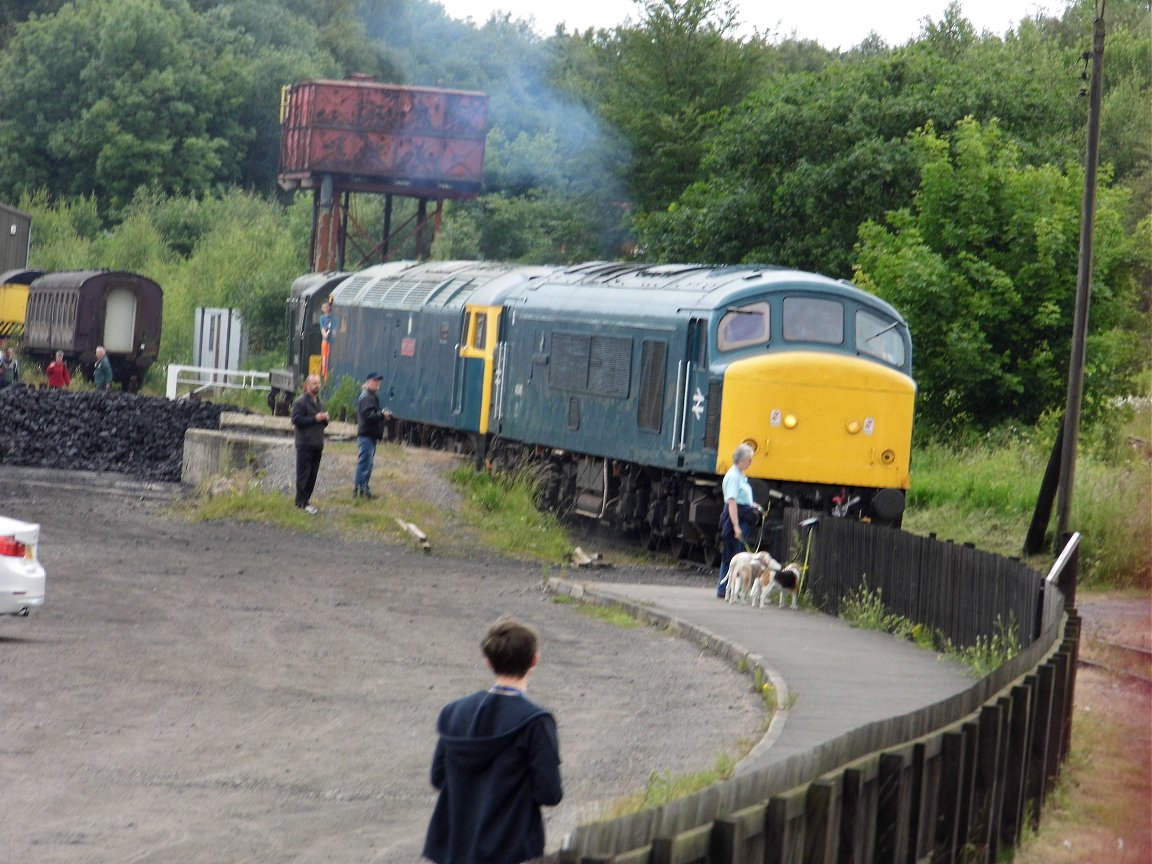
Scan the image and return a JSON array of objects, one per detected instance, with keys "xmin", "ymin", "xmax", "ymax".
[{"xmin": 93, "ymin": 346, "xmax": 113, "ymax": 391}]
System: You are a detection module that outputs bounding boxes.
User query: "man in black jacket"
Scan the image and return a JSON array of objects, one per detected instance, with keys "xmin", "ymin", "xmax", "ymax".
[
  {"xmin": 424, "ymin": 616, "xmax": 563, "ymax": 864},
  {"xmin": 290, "ymin": 374, "xmax": 329, "ymax": 514},
  {"xmin": 353, "ymin": 372, "xmax": 390, "ymax": 499}
]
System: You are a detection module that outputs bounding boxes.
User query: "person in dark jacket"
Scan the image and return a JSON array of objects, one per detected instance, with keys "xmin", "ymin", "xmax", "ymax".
[
  {"xmin": 290, "ymin": 374, "xmax": 329, "ymax": 514},
  {"xmin": 424, "ymin": 616, "xmax": 563, "ymax": 864},
  {"xmin": 353, "ymin": 371, "xmax": 391, "ymax": 499}
]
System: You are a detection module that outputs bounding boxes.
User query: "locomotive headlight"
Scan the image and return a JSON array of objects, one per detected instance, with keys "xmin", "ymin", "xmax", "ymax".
[
  {"xmin": 880, "ymin": 449, "xmax": 896, "ymax": 465},
  {"xmin": 783, "ymin": 414, "xmax": 798, "ymax": 429},
  {"xmin": 846, "ymin": 419, "xmax": 861, "ymax": 434}
]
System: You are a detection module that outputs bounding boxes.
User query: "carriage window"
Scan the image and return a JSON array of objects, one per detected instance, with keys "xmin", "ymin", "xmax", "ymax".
[
  {"xmin": 856, "ymin": 309, "xmax": 905, "ymax": 366},
  {"xmin": 717, "ymin": 302, "xmax": 769, "ymax": 351},
  {"xmin": 783, "ymin": 297, "xmax": 843, "ymax": 344}
]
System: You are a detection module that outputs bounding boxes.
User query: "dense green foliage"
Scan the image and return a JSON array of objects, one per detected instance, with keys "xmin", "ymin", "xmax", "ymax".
[
  {"xmin": 855, "ymin": 118, "xmax": 1145, "ymax": 429},
  {"xmin": 1, "ymin": 0, "xmax": 1149, "ymax": 447}
]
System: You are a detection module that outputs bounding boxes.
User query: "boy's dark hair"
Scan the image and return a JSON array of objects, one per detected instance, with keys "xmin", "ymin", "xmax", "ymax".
[{"xmin": 482, "ymin": 616, "xmax": 538, "ymax": 677}]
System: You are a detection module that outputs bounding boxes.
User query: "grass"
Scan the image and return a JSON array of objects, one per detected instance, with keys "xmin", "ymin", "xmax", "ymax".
[
  {"xmin": 551, "ymin": 595, "xmax": 640, "ymax": 628},
  {"xmin": 904, "ymin": 407, "xmax": 1151, "ymax": 589},
  {"xmin": 597, "ymin": 752, "xmax": 739, "ymax": 820},
  {"xmin": 839, "ymin": 581, "xmax": 1020, "ymax": 676},
  {"xmin": 447, "ymin": 463, "xmax": 573, "ymax": 562},
  {"xmin": 175, "ymin": 441, "xmax": 576, "ymax": 562}
]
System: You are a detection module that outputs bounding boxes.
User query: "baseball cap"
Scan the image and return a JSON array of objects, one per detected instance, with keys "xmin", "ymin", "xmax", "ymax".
[{"xmin": 365, "ymin": 372, "xmax": 384, "ymax": 381}]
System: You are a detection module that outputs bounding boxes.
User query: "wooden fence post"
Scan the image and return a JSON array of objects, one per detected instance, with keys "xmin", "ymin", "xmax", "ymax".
[
  {"xmin": 933, "ymin": 730, "xmax": 966, "ymax": 863},
  {"xmin": 1000, "ymin": 683, "xmax": 1034, "ymax": 848},
  {"xmin": 712, "ymin": 802, "xmax": 767, "ymax": 864},
  {"xmin": 874, "ymin": 752, "xmax": 908, "ymax": 864},
  {"xmin": 651, "ymin": 823, "xmax": 711, "ymax": 864},
  {"xmin": 968, "ymin": 704, "xmax": 1004, "ymax": 862},
  {"xmin": 765, "ymin": 786, "xmax": 809, "ymax": 864}
]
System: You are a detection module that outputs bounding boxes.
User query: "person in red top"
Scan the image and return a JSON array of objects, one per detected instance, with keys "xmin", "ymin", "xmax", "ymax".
[{"xmin": 46, "ymin": 350, "xmax": 71, "ymax": 388}]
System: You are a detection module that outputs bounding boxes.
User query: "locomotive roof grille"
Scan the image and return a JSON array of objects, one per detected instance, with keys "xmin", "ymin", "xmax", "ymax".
[{"xmin": 341, "ymin": 262, "xmax": 519, "ymax": 310}]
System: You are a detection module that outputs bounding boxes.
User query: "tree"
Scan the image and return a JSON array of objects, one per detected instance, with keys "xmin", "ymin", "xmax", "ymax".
[
  {"xmin": 853, "ymin": 118, "xmax": 1144, "ymax": 431},
  {"xmin": 582, "ymin": 0, "xmax": 769, "ymax": 213},
  {"xmin": 0, "ymin": 0, "xmax": 353, "ymax": 213},
  {"xmin": 0, "ymin": 0, "xmax": 248, "ymax": 214},
  {"xmin": 636, "ymin": 1, "xmax": 1150, "ymax": 275}
]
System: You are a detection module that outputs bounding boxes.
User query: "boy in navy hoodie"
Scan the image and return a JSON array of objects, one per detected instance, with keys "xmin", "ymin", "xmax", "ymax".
[{"xmin": 423, "ymin": 616, "xmax": 563, "ymax": 864}]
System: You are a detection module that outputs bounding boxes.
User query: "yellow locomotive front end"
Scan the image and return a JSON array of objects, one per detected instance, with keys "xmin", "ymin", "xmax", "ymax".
[{"xmin": 717, "ymin": 351, "xmax": 915, "ymax": 521}]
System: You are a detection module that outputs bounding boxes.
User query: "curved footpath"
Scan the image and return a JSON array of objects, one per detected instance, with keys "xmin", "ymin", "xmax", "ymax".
[{"xmin": 551, "ymin": 579, "xmax": 975, "ymax": 772}]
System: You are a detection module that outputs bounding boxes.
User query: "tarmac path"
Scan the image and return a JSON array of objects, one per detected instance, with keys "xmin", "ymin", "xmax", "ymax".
[{"xmin": 567, "ymin": 582, "xmax": 974, "ymax": 772}]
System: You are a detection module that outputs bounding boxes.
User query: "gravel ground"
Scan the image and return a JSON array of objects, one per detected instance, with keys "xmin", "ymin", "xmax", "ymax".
[{"xmin": 0, "ymin": 464, "xmax": 764, "ymax": 863}]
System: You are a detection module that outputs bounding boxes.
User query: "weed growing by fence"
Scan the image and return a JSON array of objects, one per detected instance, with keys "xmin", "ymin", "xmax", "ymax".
[
  {"xmin": 940, "ymin": 615, "xmax": 1022, "ymax": 679},
  {"xmin": 840, "ymin": 582, "xmax": 1020, "ymax": 676},
  {"xmin": 599, "ymin": 753, "xmax": 738, "ymax": 819}
]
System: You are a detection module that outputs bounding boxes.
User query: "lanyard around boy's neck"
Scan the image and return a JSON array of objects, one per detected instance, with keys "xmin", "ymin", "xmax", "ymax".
[{"xmin": 489, "ymin": 685, "xmax": 523, "ymax": 696}]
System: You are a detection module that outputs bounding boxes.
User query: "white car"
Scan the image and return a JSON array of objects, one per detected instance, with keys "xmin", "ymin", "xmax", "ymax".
[{"xmin": 0, "ymin": 515, "xmax": 46, "ymax": 617}]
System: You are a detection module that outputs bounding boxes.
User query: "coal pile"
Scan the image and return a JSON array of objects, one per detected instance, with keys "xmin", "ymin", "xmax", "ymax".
[{"xmin": 0, "ymin": 386, "xmax": 245, "ymax": 482}]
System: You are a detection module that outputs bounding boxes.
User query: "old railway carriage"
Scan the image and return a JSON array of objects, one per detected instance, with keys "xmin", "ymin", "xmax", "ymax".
[
  {"xmin": 23, "ymin": 270, "xmax": 163, "ymax": 388},
  {"xmin": 317, "ymin": 260, "xmax": 915, "ymax": 549}
]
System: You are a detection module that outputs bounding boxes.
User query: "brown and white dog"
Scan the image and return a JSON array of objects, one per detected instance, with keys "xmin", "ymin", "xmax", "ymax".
[
  {"xmin": 753, "ymin": 562, "xmax": 802, "ymax": 609},
  {"xmin": 725, "ymin": 551, "xmax": 780, "ymax": 605}
]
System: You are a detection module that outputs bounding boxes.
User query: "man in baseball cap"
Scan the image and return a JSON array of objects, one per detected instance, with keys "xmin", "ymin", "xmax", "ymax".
[{"xmin": 354, "ymin": 372, "xmax": 391, "ymax": 499}]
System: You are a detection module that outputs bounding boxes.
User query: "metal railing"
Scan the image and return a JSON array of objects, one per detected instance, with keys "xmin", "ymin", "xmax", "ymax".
[{"xmin": 165, "ymin": 365, "xmax": 271, "ymax": 400}]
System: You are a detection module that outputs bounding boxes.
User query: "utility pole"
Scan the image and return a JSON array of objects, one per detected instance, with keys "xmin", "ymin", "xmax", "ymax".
[{"xmin": 1055, "ymin": 6, "xmax": 1106, "ymax": 546}]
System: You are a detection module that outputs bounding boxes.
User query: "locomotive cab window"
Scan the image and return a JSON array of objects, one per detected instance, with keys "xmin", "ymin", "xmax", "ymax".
[
  {"xmin": 856, "ymin": 309, "xmax": 905, "ymax": 366},
  {"xmin": 471, "ymin": 313, "xmax": 487, "ymax": 349},
  {"xmin": 783, "ymin": 297, "xmax": 843, "ymax": 344},
  {"xmin": 717, "ymin": 302, "xmax": 769, "ymax": 351}
]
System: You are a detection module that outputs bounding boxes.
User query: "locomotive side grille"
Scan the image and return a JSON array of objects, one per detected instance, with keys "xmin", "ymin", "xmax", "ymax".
[
  {"xmin": 637, "ymin": 340, "xmax": 667, "ymax": 432},
  {"xmin": 588, "ymin": 336, "xmax": 631, "ymax": 397},
  {"xmin": 551, "ymin": 332, "xmax": 591, "ymax": 391},
  {"xmin": 568, "ymin": 396, "xmax": 580, "ymax": 430},
  {"xmin": 704, "ymin": 380, "xmax": 722, "ymax": 450},
  {"xmin": 550, "ymin": 332, "xmax": 632, "ymax": 399}
]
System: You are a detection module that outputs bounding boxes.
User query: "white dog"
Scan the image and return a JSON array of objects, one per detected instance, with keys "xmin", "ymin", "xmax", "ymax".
[
  {"xmin": 756, "ymin": 562, "xmax": 802, "ymax": 609},
  {"xmin": 726, "ymin": 551, "xmax": 780, "ymax": 605}
]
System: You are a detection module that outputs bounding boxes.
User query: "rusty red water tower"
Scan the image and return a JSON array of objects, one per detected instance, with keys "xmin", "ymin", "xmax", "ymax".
[{"xmin": 278, "ymin": 76, "xmax": 488, "ymax": 270}]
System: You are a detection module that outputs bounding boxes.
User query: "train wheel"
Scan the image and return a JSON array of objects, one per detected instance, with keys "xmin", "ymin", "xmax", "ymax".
[
  {"xmin": 701, "ymin": 542, "xmax": 720, "ymax": 568},
  {"xmin": 643, "ymin": 528, "xmax": 661, "ymax": 552},
  {"xmin": 535, "ymin": 463, "xmax": 562, "ymax": 512}
]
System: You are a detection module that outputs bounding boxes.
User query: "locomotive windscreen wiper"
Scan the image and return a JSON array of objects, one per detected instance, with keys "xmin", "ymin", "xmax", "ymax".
[{"xmin": 864, "ymin": 320, "xmax": 901, "ymax": 342}]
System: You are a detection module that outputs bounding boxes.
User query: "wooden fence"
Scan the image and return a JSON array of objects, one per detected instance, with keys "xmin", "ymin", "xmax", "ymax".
[{"xmin": 554, "ymin": 518, "xmax": 1080, "ymax": 864}]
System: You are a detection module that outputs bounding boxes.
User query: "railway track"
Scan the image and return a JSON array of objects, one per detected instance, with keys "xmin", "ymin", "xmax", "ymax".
[{"xmin": 1078, "ymin": 638, "xmax": 1152, "ymax": 686}]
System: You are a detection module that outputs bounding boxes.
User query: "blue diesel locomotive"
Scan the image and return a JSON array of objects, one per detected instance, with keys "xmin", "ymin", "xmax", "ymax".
[{"xmin": 271, "ymin": 260, "xmax": 916, "ymax": 552}]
